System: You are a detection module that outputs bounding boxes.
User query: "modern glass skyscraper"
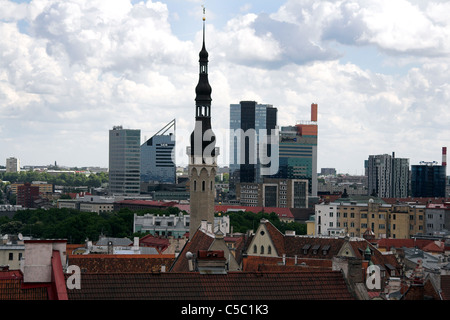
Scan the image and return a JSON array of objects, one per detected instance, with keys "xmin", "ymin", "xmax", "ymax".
[
  {"xmin": 411, "ymin": 164, "xmax": 446, "ymax": 197},
  {"xmin": 270, "ymin": 104, "xmax": 318, "ymax": 197},
  {"xmin": 229, "ymin": 101, "xmax": 277, "ymax": 196},
  {"xmin": 140, "ymin": 119, "xmax": 176, "ymax": 184},
  {"xmin": 109, "ymin": 126, "xmax": 141, "ymax": 195}
]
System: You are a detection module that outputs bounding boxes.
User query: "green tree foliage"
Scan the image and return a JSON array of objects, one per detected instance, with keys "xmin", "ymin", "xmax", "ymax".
[
  {"xmin": 0, "ymin": 206, "xmax": 305, "ymax": 244},
  {"xmin": 226, "ymin": 210, "xmax": 306, "ymax": 235},
  {"xmin": 0, "ymin": 170, "xmax": 108, "ymax": 188},
  {"xmin": 0, "ymin": 207, "xmax": 137, "ymax": 244}
]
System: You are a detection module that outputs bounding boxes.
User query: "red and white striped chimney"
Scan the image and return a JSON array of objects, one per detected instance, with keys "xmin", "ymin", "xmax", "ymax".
[{"xmin": 442, "ymin": 147, "xmax": 447, "ymax": 166}]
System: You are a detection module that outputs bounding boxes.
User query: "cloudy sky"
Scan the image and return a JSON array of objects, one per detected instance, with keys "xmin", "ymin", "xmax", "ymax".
[{"xmin": 1, "ymin": 0, "xmax": 450, "ymax": 174}]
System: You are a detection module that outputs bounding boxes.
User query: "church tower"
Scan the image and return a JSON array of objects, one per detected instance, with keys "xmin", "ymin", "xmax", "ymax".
[{"xmin": 187, "ymin": 9, "xmax": 219, "ymax": 239}]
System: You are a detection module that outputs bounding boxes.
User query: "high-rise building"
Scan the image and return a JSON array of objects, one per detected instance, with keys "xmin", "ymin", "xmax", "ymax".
[
  {"xmin": 237, "ymin": 178, "xmax": 308, "ymax": 208},
  {"xmin": 108, "ymin": 126, "xmax": 141, "ymax": 195},
  {"xmin": 270, "ymin": 103, "xmax": 318, "ymax": 197},
  {"xmin": 16, "ymin": 182, "xmax": 40, "ymax": 208},
  {"xmin": 6, "ymin": 157, "xmax": 20, "ymax": 173},
  {"xmin": 367, "ymin": 153, "xmax": 409, "ymax": 198},
  {"xmin": 411, "ymin": 163, "xmax": 446, "ymax": 197},
  {"xmin": 186, "ymin": 14, "xmax": 219, "ymax": 238},
  {"xmin": 140, "ymin": 119, "xmax": 176, "ymax": 184},
  {"xmin": 229, "ymin": 101, "xmax": 277, "ymax": 196}
]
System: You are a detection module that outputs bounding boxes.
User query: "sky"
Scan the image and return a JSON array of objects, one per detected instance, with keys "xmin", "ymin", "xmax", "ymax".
[{"xmin": 1, "ymin": 0, "xmax": 450, "ymax": 174}]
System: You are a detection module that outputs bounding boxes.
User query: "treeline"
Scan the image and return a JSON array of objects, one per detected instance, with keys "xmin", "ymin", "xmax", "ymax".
[
  {"xmin": 225, "ymin": 211, "xmax": 306, "ymax": 235},
  {"xmin": 0, "ymin": 207, "xmax": 305, "ymax": 244},
  {"xmin": 0, "ymin": 170, "xmax": 109, "ymax": 188},
  {"xmin": 0, "ymin": 208, "xmax": 136, "ymax": 243}
]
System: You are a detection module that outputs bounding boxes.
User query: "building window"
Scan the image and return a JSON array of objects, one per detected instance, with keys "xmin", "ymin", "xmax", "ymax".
[
  {"xmin": 260, "ymin": 246, "xmax": 264, "ymax": 254},
  {"xmin": 268, "ymin": 246, "xmax": 271, "ymax": 254},
  {"xmin": 253, "ymin": 245, "xmax": 257, "ymax": 254},
  {"xmin": 9, "ymin": 253, "xmax": 13, "ymax": 261}
]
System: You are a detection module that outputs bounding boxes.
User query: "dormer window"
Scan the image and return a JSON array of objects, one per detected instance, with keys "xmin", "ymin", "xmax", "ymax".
[
  {"xmin": 322, "ymin": 245, "xmax": 330, "ymax": 255},
  {"xmin": 311, "ymin": 244, "xmax": 320, "ymax": 255},
  {"xmin": 302, "ymin": 244, "xmax": 311, "ymax": 255}
]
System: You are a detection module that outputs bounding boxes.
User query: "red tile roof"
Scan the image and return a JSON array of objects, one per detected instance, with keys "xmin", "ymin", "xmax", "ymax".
[
  {"xmin": 375, "ymin": 238, "xmax": 434, "ymax": 251},
  {"xmin": 440, "ymin": 275, "xmax": 450, "ymax": 300},
  {"xmin": 0, "ymin": 270, "xmax": 49, "ymax": 300},
  {"xmin": 115, "ymin": 199, "xmax": 177, "ymax": 207},
  {"xmin": 215, "ymin": 205, "xmax": 295, "ymax": 219},
  {"xmin": 139, "ymin": 234, "xmax": 170, "ymax": 252},
  {"xmin": 169, "ymin": 229, "xmax": 215, "ymax": 272},
  {"xmin": 64, "ymin": 271, "xmax": 355, "ymax": 300},
  {"xmin": 242, "ymin": 255, "xmax": 333, "ymax": 271},
  {"xmin": 174, "ymin": 204, "xmax": 295, "ymax": 219},
  {"xmin": 68, "ymin": 254, "xmax": 175, "ymax": 273},
  {"xmin": 422, "ymin": 241, "xmax": 445, "ymax": 253}
]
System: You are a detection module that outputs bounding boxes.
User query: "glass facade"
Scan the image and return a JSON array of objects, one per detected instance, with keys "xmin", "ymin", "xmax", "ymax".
[
  {"xmin": 411, "ymin": 165, "xmax": 446, "ymax": 197},
  {"xmin": 109, "ymin": 126, "xmax": 141, "ymax": 195},
  {"xmin": 271, "ymin": 125, "xmax": 317, "ymax": 196},
  {"xmin": 229, "ymin": 101, "xmax": 277, "ymax": 195},
  {"xmin": 140, "ymin": 133, "xmax": 175, "ymax": 183}
]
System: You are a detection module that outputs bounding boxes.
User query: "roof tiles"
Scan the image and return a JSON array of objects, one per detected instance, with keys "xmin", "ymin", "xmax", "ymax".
[{"xmin": 65, "ymin": 271, "xmax": 355, "ymax": 300}]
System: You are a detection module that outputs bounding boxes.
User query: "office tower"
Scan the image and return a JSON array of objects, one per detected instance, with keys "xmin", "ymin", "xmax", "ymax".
[
  {"xmin": 229, "ymin": 101, "xmax": 278, "ymax": 196},
  {"xmin": 271, "ymin": 103, "xmax": 318, "ymax": 197},
  {"xmin": 367, "ymin": 153, "xmax": 410, "ymax": 198},
  {"xmin": 108, "ymin": 126, "xmax": 141, "ymax": 195},
  {"xmin": 186, "ymin": 14, "xmax": 219, "ymax": 238},
  {"xmin": 140, "ymin": 119, "xmax": 176, "ymax": 184},
  {"xmin": 6, "ymin": 157, "xmax": 20, "ymax": 173},
  {"xmin": 411, "ymin": 163, "xmax": 446, "ymax": 197}
]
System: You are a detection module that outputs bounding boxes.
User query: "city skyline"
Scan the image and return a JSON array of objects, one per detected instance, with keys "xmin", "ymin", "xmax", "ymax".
[{"xmin": 1, "ymin": 0, "xmax": 450, "ymax": 174}]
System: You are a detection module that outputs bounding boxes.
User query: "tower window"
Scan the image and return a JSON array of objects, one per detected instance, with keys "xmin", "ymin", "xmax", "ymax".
[
  {"xmin": 202, "ymin": 181, "xmax": 205, "ymax": 191},
  {"xmin": 194, "ymin": 180, "xmax": 197, "ymax": 191}
]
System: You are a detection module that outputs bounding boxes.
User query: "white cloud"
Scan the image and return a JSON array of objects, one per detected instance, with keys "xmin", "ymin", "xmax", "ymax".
[{"xmin": 0, "ymin": 0, "xmax": 449, "ymax": 172}]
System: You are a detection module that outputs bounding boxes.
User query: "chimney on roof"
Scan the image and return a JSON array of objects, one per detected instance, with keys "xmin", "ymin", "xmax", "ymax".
[
  {"xmin": 196, "ymin": 250, "xmax": 227, "ymax": 274},
  {"xmin": 201, "ymin": 220, "xmax": 207, "ymax": 232},
  {"xmin": 23, "ymin": 240, "xmax": 67, "ymax": 283},
  {"xmin": 186, "ymin": 251, "xmax": 195, "ymax": 271},
  {"xmin": 207, "ymin": 222, "xmax": 212, "ymax": 234},
  {"xmin": 133, "ymin": 237, "xmax": 139, "ymax": 251}
]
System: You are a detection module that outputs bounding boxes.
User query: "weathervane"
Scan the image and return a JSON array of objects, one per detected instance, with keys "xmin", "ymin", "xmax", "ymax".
[{"xmin": 202, "ymin": 5, "xmax": 206, "ymax": 21}]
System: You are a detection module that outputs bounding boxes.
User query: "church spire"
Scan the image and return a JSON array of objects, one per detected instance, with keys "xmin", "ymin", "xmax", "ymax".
[
  {"xmin": 195, "ymin": 6, "xmax": 211, "ymax": 109},
  {"xmin": 191, "ymin": 6, "xmax": 215, "ymax": 158},
  {"xmin": 187, "ymin": 6, "xmax": 220, "ymax": 239}
]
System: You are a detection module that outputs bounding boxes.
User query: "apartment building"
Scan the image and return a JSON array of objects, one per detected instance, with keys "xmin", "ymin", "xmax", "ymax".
[
  {"xmin": 315, "ymin": 197, "xmax": 425, "ymax": 239},
  {"xmin": 236, "ymin": 178, "xmax": 309, "ymax": 208}
]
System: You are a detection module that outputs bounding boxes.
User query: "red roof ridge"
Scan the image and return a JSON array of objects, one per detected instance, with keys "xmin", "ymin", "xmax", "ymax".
[{"xmin": 68, "ymin": 253, "xmax": 175, "ymax": 259}]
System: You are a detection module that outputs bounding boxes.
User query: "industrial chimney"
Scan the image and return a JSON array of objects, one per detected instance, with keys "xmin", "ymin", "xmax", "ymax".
[
  {"xmin": 443, "ymin": 147, "xmax": 447, "ymax": 167},
  {"xmin": 311, "ymin": 103, "xmax": 318, "ymax": 122}
]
